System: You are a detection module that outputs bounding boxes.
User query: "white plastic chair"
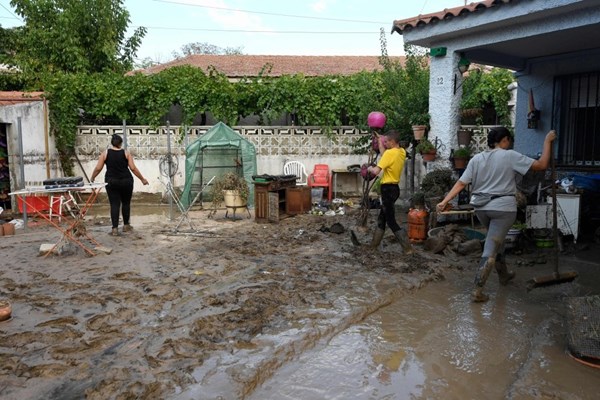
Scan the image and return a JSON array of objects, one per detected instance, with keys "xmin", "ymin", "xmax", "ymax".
[
  {"xmin": 284, "ymin": 161, "xmax": 308, "ymax": 185},
  {"xmin": 49, "ymin": 192, "xmax": 79, "ymax": 222}
]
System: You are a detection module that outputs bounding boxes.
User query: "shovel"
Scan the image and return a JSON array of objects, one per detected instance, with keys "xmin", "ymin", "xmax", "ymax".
[{"xmin": 527, "ymin": 146, "xmax": 578, "ymax": 290}]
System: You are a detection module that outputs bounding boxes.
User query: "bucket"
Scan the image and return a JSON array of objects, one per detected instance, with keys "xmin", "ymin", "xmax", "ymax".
[
  {"xmin": 504, "ymin": 229, "xmax": 521, "ymax": 249},
  {"xmin": 2, "ymin": 223, "xmax": 15, "ymax": 236},
  {"xmin": 311, "ymin": 188, "xmax": 323, "ymax": 204}
]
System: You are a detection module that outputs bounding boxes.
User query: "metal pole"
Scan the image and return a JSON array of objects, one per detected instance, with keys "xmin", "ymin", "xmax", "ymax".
[
  {"xmin": 122, "ymin": 119, "xmax": 128, "ymax": 149},
  {"xmin": 166, "ymin": 121, "xmax": 173, "ymax": 220},
  {"xmin": 17, "ymin": 117, "xmax": 27, "ymax": 231}
]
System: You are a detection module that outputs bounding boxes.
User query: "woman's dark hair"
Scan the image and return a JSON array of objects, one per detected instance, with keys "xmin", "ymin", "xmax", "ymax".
[
  {"xmin": 111, "ymin": 134, "xmax": 123, "ymax": 147},
  {"xmin": 487, "ymin": 127, "xmax": 512, "ymax": 149}
]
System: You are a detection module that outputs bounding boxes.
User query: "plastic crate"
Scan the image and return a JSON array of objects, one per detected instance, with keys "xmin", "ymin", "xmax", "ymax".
[{"xmin": 17, "ymin": 195, "xmax": 61, "ymax": 214}]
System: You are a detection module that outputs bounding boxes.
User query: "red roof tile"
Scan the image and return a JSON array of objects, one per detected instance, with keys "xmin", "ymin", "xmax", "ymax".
[
  {"xmin": 392, "ymin": 0, "xmax": 515, "ymax": 34},
  {"xmin": 0, "ymin": 91, "xmax": 44, "ymax": 106},
  {"xmin": 132, "ymin": 55, "xmax": 404, "ymax": 77}
]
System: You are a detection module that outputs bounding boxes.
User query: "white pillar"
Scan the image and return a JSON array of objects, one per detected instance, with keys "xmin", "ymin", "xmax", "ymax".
[{"xmin": 428, "ymin": 50, "xmax": 463, "ymax": 167}]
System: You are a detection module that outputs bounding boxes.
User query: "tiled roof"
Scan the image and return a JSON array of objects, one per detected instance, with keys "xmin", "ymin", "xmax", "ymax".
[
  {"xmin": 0, "ymin": 91, "xmax": 44, "ymax": 106},
  {"xmin": 392, "ymin": 0, "xmax": 515, "ymax": 34},
  {"xmin": 132, "ymin": 55, "xmax": 404, "ymax": 77}
]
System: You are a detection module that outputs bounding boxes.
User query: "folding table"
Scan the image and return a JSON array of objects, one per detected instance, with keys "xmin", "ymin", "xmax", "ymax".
[{"xmin": 10, "ymin": 183, "xmax": 107, "ymax": 256}]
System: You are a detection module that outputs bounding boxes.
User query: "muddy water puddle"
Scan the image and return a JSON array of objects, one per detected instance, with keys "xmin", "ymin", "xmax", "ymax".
[{"xmin": 249, "ymin": 267, "xmax": 600, "ymax": 400}]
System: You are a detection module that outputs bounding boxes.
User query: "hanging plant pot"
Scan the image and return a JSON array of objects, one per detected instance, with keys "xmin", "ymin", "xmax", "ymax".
[
  {"xmin": 452, "ymin": 157, "xmax": 469, "ymax": 169},
  {"xmin": 421, "ymin": 150, "xmax": 437, "ymax": 162},
  {"xmin": 457, "ymin": 130, "xmax": 472, "ymax": 146},
  {"xmin": 412, "ymin": 125, "xmax": 427, "ymax": 141}
]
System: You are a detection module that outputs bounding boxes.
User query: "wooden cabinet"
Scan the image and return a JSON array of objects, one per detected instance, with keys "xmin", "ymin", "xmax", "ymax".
[
  {"xmin": 254, "ymin": 178, "xmax": 297, "ymax": 222},
  {"xmin": 286, "ymin": 186, "xmax": 311, "ymax": 215}
]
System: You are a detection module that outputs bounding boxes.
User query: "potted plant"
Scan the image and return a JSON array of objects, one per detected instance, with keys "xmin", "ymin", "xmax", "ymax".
[
  {"xmin": 410, "ymin": 113, "xmax": 429, "ymax": 140},
  {"xmin": 415, "ymin": 137, "xmax": 437, "ymax": 162},
  {"xmin": 452, "ymin": 146, "xmax": 472, "ymax": 169},
  {"xmin": 211, "ymin": 172, "xmax": 250, "ymax": 211},
  {"xmin": 420, "ymin": 168, "xmax": 455, "ymax": 209}
]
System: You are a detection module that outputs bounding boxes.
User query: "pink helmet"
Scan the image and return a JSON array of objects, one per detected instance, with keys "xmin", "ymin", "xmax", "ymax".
[{"xmin": 367, "ymin": 111, "xmax": 386, "ymax": 129}]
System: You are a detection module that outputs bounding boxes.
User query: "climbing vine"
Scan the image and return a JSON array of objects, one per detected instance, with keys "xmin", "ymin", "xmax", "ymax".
[{"xmin": 3, "ymin": 50, "xmax": 513, "ymax": 174}]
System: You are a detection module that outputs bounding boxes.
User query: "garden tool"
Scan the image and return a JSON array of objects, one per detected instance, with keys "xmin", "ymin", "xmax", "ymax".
[{"xmin": 527, "ymin": 146, "xmax": 578, "ymax": 290}]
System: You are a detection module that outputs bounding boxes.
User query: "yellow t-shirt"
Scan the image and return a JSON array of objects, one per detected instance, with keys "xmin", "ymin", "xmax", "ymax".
[{"xmin": 377, "ymin": 147, "xmax": 406, "ymax": 184}]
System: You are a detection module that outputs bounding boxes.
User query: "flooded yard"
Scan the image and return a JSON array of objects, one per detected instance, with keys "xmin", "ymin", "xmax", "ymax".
[{"xmin": 1, "ymin": 203, "xmax": 599, "ymax": 399}]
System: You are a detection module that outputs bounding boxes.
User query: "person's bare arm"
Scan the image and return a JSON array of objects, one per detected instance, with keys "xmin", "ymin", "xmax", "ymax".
[
  {"xmin": 530, "ymin": 130, "xmax": 557, "ymax": 171},
  {"xmin": 126, "ymin": 151, "xmax": 149, "ymax": 185},
  {"xmin": 368, "ymin": 165, "xmax": 382, "ymax": 177},
  {"xmin": 436, "ymin": 180, "xmax": 468, "ymax": 212},
  {"xmin": 90, "ymin": 151, "xmax": 106, "ymax": 182}
]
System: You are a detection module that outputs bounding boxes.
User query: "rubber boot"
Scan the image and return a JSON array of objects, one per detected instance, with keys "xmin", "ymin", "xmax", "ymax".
[
  {"xmin": 369, "ymin": 228, "xmax": 385, "ymax": 249},
  {"xmin": 496, "ymin": 254, "xmax": 515, "ymax": 285},
  {"xmin": 393, "ymin": 229, "xmax": 414, "ymax": 255},
  {"xmin": 471, "ymin": 257, "xmax": 494, "ymax": 302}
]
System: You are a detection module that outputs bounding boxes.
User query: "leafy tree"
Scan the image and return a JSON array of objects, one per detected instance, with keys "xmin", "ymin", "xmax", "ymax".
[
  {"xmin": 9, "ymin": 0, "xmax": 146, "ymax": 80},
  {"xmin": 461, "ymin": 67, "xmax": 514, "ymax": 125},
  {"xmin": 172, "ymin": 42, "xmax": 244, "ymax": 59}
]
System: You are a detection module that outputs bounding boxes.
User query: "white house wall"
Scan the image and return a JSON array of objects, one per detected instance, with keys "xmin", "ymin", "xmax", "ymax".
[{"xmin": 0, "ymin": 101, "xmax": 58, "ymax": 191}]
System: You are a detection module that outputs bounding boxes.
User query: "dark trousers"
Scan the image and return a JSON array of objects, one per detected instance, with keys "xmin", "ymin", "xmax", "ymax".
[
  {"xmin": 106, "ymin": 178, "xmax": 134, "ymax": 228},
  {"xmin": 377, "ymin": 183, "xmax": 401, "ymax": 232}
]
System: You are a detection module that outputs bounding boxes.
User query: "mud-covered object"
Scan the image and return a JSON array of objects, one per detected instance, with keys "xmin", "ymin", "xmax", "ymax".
[
  {"xmin": 423, "ymin": 235, "xmax": 449, "ymax": 254},
  {"xmin": 457, "ymin": 239, "xmax": 482, "ymax": 255},
  {"xmin": 318, "ymin": 222, "xmax": 346, "ymax": 234}
]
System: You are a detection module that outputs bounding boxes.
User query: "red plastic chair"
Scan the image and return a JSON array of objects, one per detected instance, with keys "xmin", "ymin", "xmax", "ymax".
[{"xmin": 308, "ymin": 164, "xmax": 333, "ymax": 201}]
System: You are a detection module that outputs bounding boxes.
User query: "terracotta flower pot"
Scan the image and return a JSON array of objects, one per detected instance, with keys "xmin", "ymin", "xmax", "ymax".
[
  {"xmin": 421, "ymin": 150, "xmax": 436, "ymax": 162},
  {"xmin": 457, "ymin": 130, "xmax": 472, "ymax": 146},
  {"xmin": 412, "ymin": 125, "xmax": 427, "ymax": 141},
  {"xmin": 453, "ymin": 157, "xmax": 469, "ymax": 169}
]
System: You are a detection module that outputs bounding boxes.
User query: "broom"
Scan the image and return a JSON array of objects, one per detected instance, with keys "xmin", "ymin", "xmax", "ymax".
[{"xmin": 527, "ymin": 145, "xmax": 578, "ymax": 290}]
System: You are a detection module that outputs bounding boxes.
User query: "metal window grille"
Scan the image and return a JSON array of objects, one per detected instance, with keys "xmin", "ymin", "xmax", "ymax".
[{"xmin": 554, "ymin": 71, "xmax": 600, "ymax": 166}]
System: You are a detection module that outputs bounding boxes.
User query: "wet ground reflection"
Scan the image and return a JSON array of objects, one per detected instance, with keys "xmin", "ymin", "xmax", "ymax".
[{"xmin": 249, "ymin": 261, "xmax": 600, "ymax": 400}]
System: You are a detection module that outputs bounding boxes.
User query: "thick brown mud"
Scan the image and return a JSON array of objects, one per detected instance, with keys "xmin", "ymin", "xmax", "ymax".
[{"xmin": 1, "ymin": 205, "xmax": 452, "ymax": 399}]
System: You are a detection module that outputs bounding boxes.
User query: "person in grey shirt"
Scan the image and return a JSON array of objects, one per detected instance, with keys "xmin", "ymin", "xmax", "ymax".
[{"xmin": 437, "ymin": 127, "xmax": 556, "ymax": 302}]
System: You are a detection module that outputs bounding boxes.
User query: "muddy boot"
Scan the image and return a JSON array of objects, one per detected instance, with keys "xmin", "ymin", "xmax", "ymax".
[
  {"xmin": 369, "ymin": 228, "xmax": 385, "ymax": 249},
  {"xmin": 393, "ymin": 229, "xmax": 414, "ymax": 255},
  {"xmin": 471, "ymin": 257, "xmax": 494, "ymax": 302},
  {"xmin": 123, "ymin": 224, "xmax": 133, "ymax": 233},
  {"xmin": 350, "ymin": 230, "xmax": 362, "ymax": 247},
  {"xmin": 110, "ymin": 227, "xmax": 120, "ymax": 237},
  {"xmin": 496, "ymin": 254, "xmax": 515, "ymax": 285}
]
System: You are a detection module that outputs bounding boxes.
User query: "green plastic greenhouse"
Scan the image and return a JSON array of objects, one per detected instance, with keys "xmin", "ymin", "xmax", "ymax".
[{"xmin": 180, "ymin": 122, "xmax": 257, "ymax": 208}]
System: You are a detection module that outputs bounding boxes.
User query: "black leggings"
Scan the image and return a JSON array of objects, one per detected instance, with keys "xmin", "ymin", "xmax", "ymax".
[
  {"xmin": 377, "ymin": 183, "xmax": 401, "ymax": 232},
  {"xmin": 106, "ymin": 179, "xmax": 134, "ymax": 228}
]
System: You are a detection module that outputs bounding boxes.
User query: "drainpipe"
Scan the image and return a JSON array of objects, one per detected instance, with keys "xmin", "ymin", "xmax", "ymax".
[
  {"xmin": 17, "ymin": 117, "xmax": 27, "ymax": 231},
  {"xmin": 43, "ymin": 99, "xmax": 50, "ymax": 179}
]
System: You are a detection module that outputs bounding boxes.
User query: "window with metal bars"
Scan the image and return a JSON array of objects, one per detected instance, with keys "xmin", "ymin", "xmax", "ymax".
[{"xmin": 554, "ymin": 72, "xmax": 600, "ymax": 167}]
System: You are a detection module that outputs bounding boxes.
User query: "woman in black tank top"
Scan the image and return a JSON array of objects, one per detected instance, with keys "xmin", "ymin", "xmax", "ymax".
[{"xmin": 91, "ymin": 134, "xmax": 149, "ymax": 236}]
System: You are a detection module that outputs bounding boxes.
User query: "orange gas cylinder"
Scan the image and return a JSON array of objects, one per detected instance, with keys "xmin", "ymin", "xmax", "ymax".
[{"xmin": 407, "ymin": 207, "xmax": 429, "ymax": 243}]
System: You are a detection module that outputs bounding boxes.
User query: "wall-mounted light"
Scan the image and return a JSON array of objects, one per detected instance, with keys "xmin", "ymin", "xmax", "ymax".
[{"xmin": 453, "ymin": 54, "xmax": 471, "ymax": 94}]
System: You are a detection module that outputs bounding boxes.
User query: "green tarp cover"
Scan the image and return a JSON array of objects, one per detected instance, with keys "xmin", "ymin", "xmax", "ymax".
[{"xmin": 180, "ymin": 122, "xmax": 257, "ymax": 208}]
